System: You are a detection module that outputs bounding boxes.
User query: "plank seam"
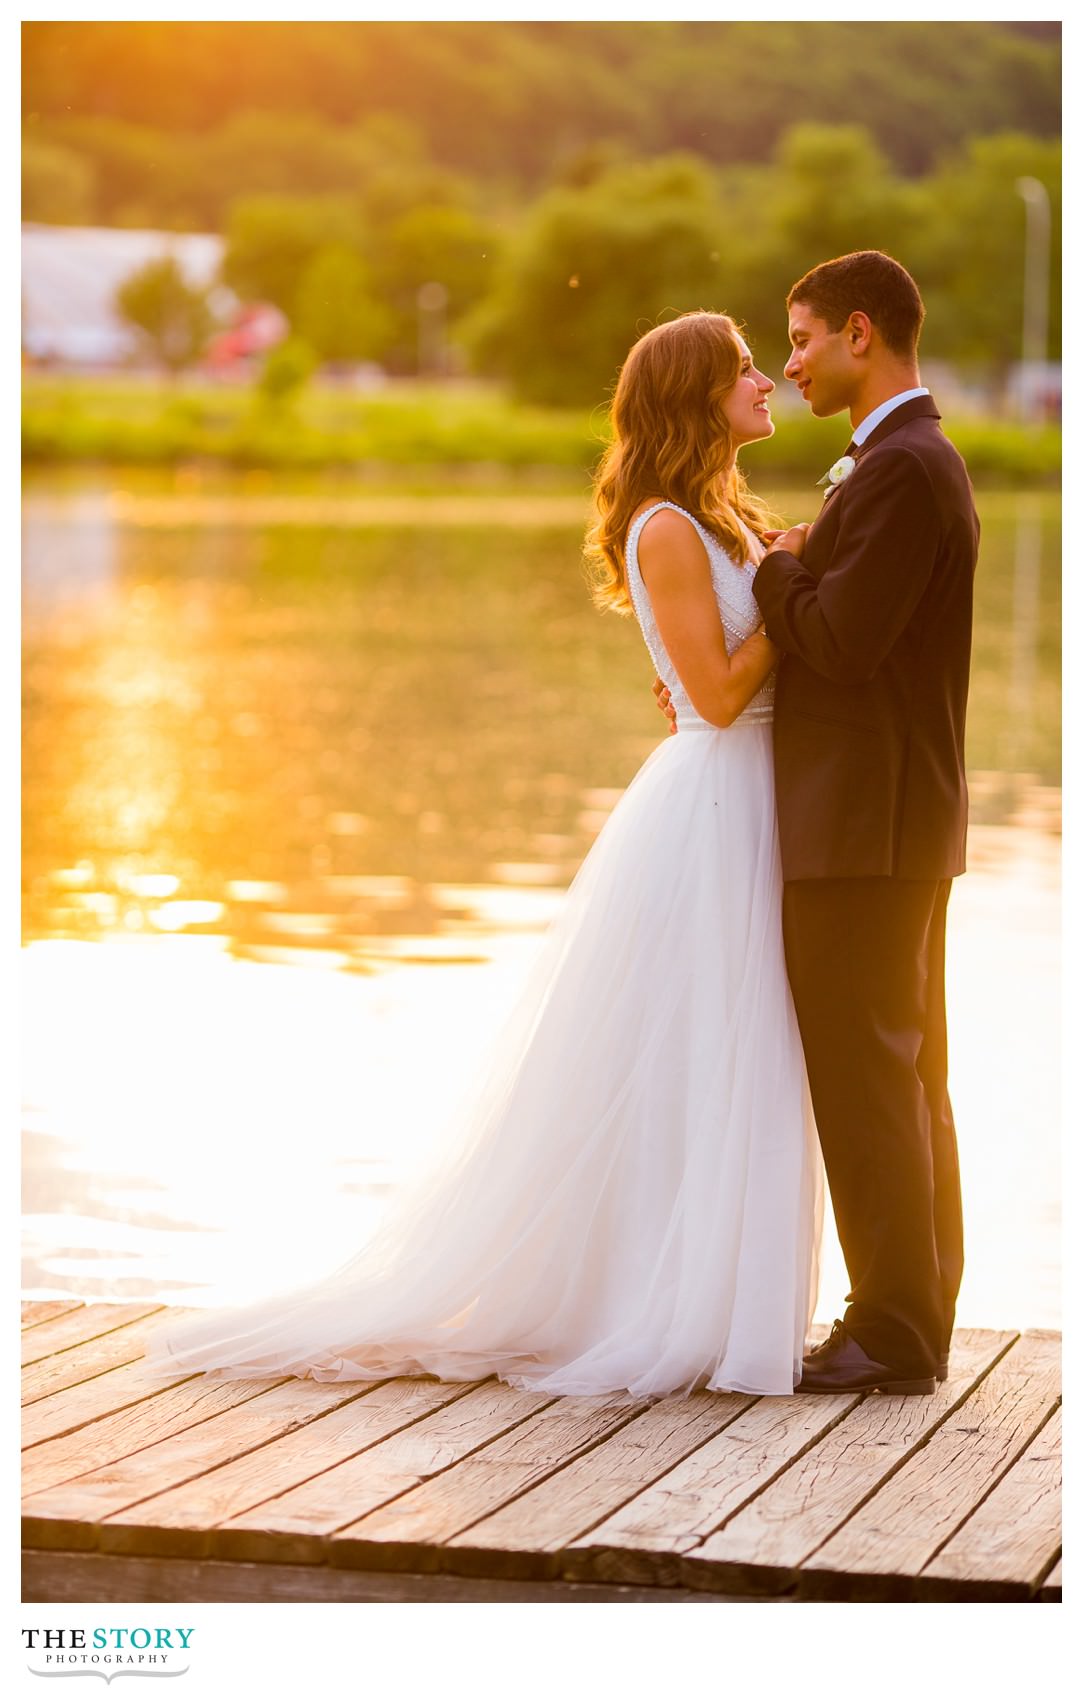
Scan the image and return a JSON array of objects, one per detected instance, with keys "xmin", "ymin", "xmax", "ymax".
[
  {"xmin": 22, "ymin": 1308, "xmax": 166, "ymax": 1368},
  {"xmin": 525, "ymin": 1394, "xmax": 764, "ymax": 1554},
  {"xmin": 22, "ymin": 1375, "xmax": 206, "ymax": 1452},
  {"xmin": 664, "ymin": 1392, "xmax": 872, "ymax": 1565},
  {"xmin": 914, "ymin": 1396, "xmax": 1062, "ymax": 1585},
  {"xmin": 107, "ymin": 1379, "xmax": 488, "ymax": 1535},
  {"xmin": 423, "ymin": 1398, "xmax": 656, "ymax": 1549},
  {"xmin": 21, "ymin": 1302, "xmax": 87, "ymax": 1332},
  {"xmin": 788, "ymin": 1331, "xmax": 1024, "ymax": 1576},
  {"xmin": 190, "ymin": 1382, "xmax": 562, "ymax": 1554}
]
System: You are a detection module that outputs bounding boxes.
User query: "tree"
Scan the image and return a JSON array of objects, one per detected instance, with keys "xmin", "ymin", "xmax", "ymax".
[
  {"xmin": 721, "ymin": 125, "xmax": 917, "ymax": 374},
  {"xmin": 467, "ymin": 154, "xmax": 726, "ymax": 405},
  {"xmin": 22, "ymin": 138, "xmax": 96, "ymax": 225},
  {"xmin": 221, "ymin": 194, "xmax": 365, "ymax": 319},
  {"xmin": 906, "ymin": 133, "xmax": 1061, "ymax": 388},
  {"xmin": 375, "ymin": 203, "xmax": 500, "ymax": 371},
  {"xmin": 115, "ymin": 255, "xmax": 214, "ymax": 373},
  {"xmin": 293, "ymin": 245, "xmax": 393, "ymax": 364}
]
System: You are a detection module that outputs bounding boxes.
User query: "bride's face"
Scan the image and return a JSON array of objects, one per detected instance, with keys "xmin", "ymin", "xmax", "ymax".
[{"xmin": 720, "ymin": 339, "xmax": 775, "ymax": 447}]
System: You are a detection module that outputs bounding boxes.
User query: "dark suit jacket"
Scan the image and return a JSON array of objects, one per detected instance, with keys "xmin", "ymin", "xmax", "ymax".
[{"xmin": 752, "ymin": 395, "xmax": 979, "ymax": 881}]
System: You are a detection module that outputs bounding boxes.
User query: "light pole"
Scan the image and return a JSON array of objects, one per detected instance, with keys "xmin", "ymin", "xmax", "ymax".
[
  {"xmin": 1015, "ymin": 176, "xmax": 1050, "ymax": 423},
  {"xmin": 1008, "ymin": 176, "xmax": 1051, "ymax": 807},
  {"xmin": 417, "ymin": 281, "xmax": 449, "ymax": 379}
]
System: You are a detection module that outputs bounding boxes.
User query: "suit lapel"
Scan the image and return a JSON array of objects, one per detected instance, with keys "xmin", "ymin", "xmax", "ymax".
[
  {"xmin": 853, "ymin": 393, "xmax": 941, "ymax": 457},
  {"xmin": 818, "ymin": 394, "xmax": 941, "ymax": 511}
]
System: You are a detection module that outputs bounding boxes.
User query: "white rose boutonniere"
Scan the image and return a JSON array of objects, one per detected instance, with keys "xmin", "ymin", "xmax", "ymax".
[{"xmin": 817, "ymin": 455, "xmax": 857, "ymax": 497}]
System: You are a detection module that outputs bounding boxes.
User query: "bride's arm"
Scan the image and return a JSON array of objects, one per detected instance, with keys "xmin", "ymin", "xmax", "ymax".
[{"xmin": 637, "ymin": 509, "xmax": 777, "ymax": 729}]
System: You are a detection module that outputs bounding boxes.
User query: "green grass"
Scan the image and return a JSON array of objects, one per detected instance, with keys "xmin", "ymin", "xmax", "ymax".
[{"xmin": 22, "ymin": 373, "xmax": 1061, "ymax": 486}]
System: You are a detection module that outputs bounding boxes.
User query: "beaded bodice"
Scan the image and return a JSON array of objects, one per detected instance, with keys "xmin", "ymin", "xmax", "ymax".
[{"xmin": 624, "ymin": 501, "xmax": 775, "ymax": 730}]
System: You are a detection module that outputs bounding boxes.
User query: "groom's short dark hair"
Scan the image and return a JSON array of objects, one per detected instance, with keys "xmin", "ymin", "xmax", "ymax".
[{"xmin": 788, "ymin": 251, "xmax": 925, "ymax": 358}]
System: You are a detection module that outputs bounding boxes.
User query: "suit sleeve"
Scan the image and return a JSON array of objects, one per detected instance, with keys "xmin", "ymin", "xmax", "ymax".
[{"xmin": 752, "ymin": 447, "xmax": 940, "ymax": 684}]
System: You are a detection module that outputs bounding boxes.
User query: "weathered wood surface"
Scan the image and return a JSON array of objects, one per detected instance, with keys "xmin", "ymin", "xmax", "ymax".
[
  {"xmin": 328, "ymin": 1389, "xmax": 650, "ymax": 1571},
  {"xmin": 22, "ymin": 1300, "xmax": 87, "ymax": 1330},
  {"xmin": 98, "ymin": 1373, "xmax": 476, "ymax": 1557},
  {"xmin": 222, "ymin": 1380, "xmax": 560, "ymax": 1567},
  {"xmin": 22, "ymin": 1309, "xmax": 176, "ymax": 1407},
  {"xmin": 21, "ymin": 1303, "xmax": 163, "ymax": 1368},
  {"xmin": 683, "ymin": 1328, "xmax": 1017, "ymax": 1597},
  {"xmin": 799, "ymin": 1330, "xmax": 1059, "ymax": 1601},
  {"xmin": 445, "ymin": 1389, "xmax": 759, "ymax": 1579},
  {"xmin": 23, "ymin": 1374, "xmax": 287, "ymax": 1500},
  {"xmin": 919, "ymin": 1406, "xmax": 1061, "ymax": 1601},
  {"xmin": 21, "ymin": 1303, "xmax": 1060, "ymax": 1603},
  {"xmin": 562, "ymin": 1387, "xmax": 861, "ymax": 1588}
]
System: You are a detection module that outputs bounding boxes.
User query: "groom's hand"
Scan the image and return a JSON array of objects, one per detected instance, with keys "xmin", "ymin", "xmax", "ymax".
[
  {"xmin": 764, "ymin": 524, "xmax": 811, "ymax": 560},
  {"xmin": 652, "ymin": 674, "xmax": 678, "ymax": 734}
]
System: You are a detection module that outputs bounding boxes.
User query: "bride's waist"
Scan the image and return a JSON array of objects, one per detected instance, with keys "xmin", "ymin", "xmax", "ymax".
[{"xmin": 676, "ymin": 707, "xmax": 774, "ymax": 732}]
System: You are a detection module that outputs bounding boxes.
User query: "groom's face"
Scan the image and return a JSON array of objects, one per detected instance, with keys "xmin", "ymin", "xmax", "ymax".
[{"xmin": 784, "ymin": 303, "xmax": 856, "ymax": 417}]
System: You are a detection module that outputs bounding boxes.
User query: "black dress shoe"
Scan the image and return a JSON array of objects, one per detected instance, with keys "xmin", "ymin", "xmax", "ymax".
[{"xmin": 799, "ymin": 1321, "xmax": 937, "ymax": 1395}]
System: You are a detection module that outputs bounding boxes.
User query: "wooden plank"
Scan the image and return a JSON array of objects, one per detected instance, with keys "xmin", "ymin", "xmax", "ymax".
[
  {"xmin": 1040, "ymin": 1557, "xmax": 1061, "ymax": 1602},
  {"xmin": 444, "ymin": 1390, "xmax": 758, "ymax": 1580},
  {"xmin": 100, "ymin": 1377, "xmax": 484, "ymax": 1560},
  {"xmin": 22, "ymin": 1376, "xmax": 287, "ymax": 1505},
  {"xmin": 798, "ymin": 1330, "xmax": 1059, "ymax": 1601},
  {"xmin": 23, "ymin": 1378, "xmax": 376, "ymax": 1552},
  {"xmin": 21, "ymin": 1303, "xmax": 164, "ymax": 1367},
  {"xmin": 22, "ymin": 1551, "xmax": 771, "ymax": 1605},
  {"xmin": 216, "ymin": 1379, "xmax": 556, "ymax": 1567},
  {"xmin": 329, "ymin": 1391, "xmax": 651, "ymax": 1572},
  {"xmin": 560, "ymin": 1389, "xmax": 862, "ymax": 1589},
  {"xmin": 23, "ymin": 1311, "xmax": 183, "ymax": 1407},
  {"xmin": 679, "ymin": 1327, "xmax": 1017, "ymax": 1597},
  {"xmin": 23, "ymin": 1353, "xmax": 202, "ymax": 1449},
  {"xmin": 22, "ymin": 1300, "xmax": 85, "ymax": 1330},
  {"xmin": 916, "ymin": 1407, "xmax": 1061, "ymax": 1600}
]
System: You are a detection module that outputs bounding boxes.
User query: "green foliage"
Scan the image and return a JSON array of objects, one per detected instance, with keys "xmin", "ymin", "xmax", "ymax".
[
  {"xmin": 22, "ymin": 138, "xmax": 96, "ymax": 225},
  {"xmin": 114, "ymin": 255, "xmax": 215, "ymax": 372},
  {"xmin": 34, "ymin": 116, "xmax": 189, "ymax": 228},
  {"xmin": 469, "ymin": 154, "xmax": 726, "ymax": 405},
  {"xmin": 705, "ymin": 127, "xmax": 921, "ymax": 373},
  {"xmin": 221, "ymin": 194, "xmax": 365, "ymax": 317},
  {"xmin": 256, "ymin": 338, "xmax": 317, "ymax": 406},
  {"xmin": 23, "ymin": 21, "xmax": 1060, "ymax": 180},
  {"xmin": 907, "ymin": 134, "xmax": 1061, "ymax": 379},
  {"xmin": 294, "ymin": 247, "xmax": 393, "ymax": 364},
  {"xmin": 22, "ymin": 374, "xmax": 1060, "ymax": 486}
]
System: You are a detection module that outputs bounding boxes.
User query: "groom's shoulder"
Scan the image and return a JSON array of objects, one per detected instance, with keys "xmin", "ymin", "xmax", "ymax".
[{"xmin": 865, "ymin": 413, "xmax": 971, "ymax": 493}]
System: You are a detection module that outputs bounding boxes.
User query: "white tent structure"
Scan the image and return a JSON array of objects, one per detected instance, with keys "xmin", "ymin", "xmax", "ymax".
[{"xmin": 22, "ymin": 224, "xmax": 227, "ymax": 366}]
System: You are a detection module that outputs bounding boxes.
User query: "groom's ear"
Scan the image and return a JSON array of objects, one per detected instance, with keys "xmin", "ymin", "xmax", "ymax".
[{"xmin": 846, "ymin": 312, "xmax": 873, "ymax": 356}]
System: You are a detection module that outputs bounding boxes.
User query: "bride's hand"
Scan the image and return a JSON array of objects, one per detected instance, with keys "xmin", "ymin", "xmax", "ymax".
[
  {"xmin": 652, "ymin": 674, "xmax": 678, "ymax": 735},
  {"xmin": 764, "ymin": 523, "xmax": 810, "ymax": 560}
]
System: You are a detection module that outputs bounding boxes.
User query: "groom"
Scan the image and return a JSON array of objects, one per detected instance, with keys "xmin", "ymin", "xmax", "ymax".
[{"xmin": 752, "ymin": 250, "xmax": 979, "ymax": 1394}]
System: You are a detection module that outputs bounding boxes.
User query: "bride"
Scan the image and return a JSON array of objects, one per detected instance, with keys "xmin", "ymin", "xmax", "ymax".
[{"xmin": 144, "ymin": 310, "xmax": 822, "ymax": 1400}]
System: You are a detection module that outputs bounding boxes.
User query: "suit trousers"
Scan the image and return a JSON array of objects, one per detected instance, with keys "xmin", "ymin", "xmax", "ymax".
[{"xmin": 781, "ymin": 876, "xmax": 963, "ymax": 1377}]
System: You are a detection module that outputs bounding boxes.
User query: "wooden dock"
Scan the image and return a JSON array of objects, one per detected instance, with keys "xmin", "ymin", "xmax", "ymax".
[{"xmin": 22, "ymin": 1301, "xmax": 1061, "ymax": 1604}]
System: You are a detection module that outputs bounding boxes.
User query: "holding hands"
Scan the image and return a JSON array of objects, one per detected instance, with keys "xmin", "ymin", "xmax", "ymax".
[{"xmin": 762, "ymin": 523, "xmax": 811, "ymax": 560}]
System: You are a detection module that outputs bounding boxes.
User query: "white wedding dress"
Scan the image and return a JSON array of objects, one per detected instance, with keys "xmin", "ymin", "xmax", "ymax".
[{"xmin": 145, "ymin": 502, "xmax": 822, "ymax": 1398}]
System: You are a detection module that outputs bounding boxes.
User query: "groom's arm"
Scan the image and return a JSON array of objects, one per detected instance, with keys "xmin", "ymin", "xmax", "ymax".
[{"xmin": 753, "ymin": 448, "xmax": 940, "ymax": 684}]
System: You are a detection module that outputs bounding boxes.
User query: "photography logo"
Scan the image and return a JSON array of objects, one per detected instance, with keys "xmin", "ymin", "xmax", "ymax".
[{"xmin": 23, "ymin": 1628, "xmax": 194, "ymax": 1683}]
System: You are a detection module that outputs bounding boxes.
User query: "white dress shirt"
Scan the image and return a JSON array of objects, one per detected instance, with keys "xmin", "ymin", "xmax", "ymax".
[{"xmin": 852, "ymin": 387, "xmax": 930, "ymax": 447}]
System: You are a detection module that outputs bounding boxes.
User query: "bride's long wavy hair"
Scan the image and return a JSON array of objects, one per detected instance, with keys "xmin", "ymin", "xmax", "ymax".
[{"xmin": 586, "ymin": 311, "xmax": 781, "ymax": 615}]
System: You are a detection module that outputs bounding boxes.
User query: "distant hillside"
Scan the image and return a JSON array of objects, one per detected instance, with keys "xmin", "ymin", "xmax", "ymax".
[{"xmin": 24, "ymin": 19, "xmax": 1059, "ymax": 185}]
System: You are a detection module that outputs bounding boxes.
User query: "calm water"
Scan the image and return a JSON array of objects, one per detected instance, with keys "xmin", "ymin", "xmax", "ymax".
[{"xmin": 21, "ymin": 469, "xmax": 1061, "ymax": 1328}]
